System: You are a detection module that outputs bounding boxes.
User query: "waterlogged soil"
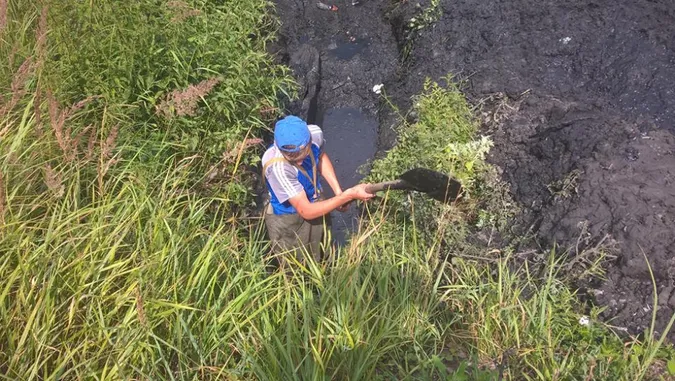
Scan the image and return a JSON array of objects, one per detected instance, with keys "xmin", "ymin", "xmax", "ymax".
[
  {"xmin": 271, "ymin": 0, "xmax": 675, "ymax": 339},
  {"xmin": 320, "ymin": 107, "xmax": 379, "ymax": 244}
]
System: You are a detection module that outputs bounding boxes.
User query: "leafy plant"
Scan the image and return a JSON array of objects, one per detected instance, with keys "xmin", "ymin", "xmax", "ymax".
[{"xmin": 401, "ymin": 0, "xmax": 441, "ymax": 60}]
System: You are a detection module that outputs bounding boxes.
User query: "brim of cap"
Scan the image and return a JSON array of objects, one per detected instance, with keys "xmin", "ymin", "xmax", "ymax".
[{"xmin": 277, "ymin": 142, "xmax": 309, "ymax": 153}]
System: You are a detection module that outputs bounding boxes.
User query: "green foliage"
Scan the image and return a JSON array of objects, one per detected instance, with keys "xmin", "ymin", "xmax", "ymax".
[
  {"xmin": 42, "ymin": 0, "xmax": 293, "ymax": 158},
  {"xmin": 369, "ymin": 77, "xmax": 482, "ymax": 183},
  {"xmin": 407, "ymin": 0, "xmax": 441, "ymax": 34},
  {"xmin": 419, "ymin": 358, "xmax": 499, "ymax": 381},
  {"xmin": 0, "ymin": 73, "xmax": 281, "ymax": 375},
  {"xmin": 240, "ymin": 243, "xmax": 452, "ymax": 380},
  {"xmin": 0, "ymin": 0, "xmax": 294, "ymax": 211},
  {"xmin": 400, "ymin": 0, "xmax": 442, "ymax": 60},
  {"xmin": 366, "ymin": 77, "xmax": 511, "ymax": 249},
  {"xmin": 668, "ymin": 358, "xmax": 675, "ymax": 375},
  {"xmin": 444, "ymin": 252, "xmax": 636, "ymax": 380},
  {"xmin": 368, "ymin": 77, "xmax": 495, "ymax": 207}
]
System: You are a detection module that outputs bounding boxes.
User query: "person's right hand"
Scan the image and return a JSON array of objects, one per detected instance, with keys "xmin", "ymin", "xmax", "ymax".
[{"xmin": 346, "ymin": 183, "xmax": 376, "ymax": 201}]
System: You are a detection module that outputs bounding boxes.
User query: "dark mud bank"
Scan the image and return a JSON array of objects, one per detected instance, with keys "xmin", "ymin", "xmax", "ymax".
[{"xmin": 271, "ymin": 0, "xmax": 675, "ymax": 339}]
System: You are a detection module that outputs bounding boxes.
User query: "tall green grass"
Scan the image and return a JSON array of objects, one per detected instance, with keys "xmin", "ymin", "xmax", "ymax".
[
  {"xmin": 0, "ymin": 0, "xmax": 290, "ymax": 378},
  {"xmin": 1, "ymin": 0, "xmax": 294, "ymax": 207},
  {"xmin": 0, "ymin": 96, "xmax": 276, "ymax": 378}
]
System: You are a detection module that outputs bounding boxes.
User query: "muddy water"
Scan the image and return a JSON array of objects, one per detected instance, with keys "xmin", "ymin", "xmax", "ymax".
[
  {"xmin": 319, "ymin": 107, "xmax": 378, "ymax": 245},
  {"xmin": 272, "ymin": 0, "xmax": 675, "ymax": 340},
  {"xmin": 328, "ymin": 38, "xmax": 370, "ymax": 61}
]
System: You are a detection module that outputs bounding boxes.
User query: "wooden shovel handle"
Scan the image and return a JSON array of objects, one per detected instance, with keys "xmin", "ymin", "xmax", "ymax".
[
  {"xmin": 340, "ymin": 180, "xmax": 410, "ymax": 208},
  {"xmin": 364, "ymin": 180, "xmax": 409, "ymax": 194}
]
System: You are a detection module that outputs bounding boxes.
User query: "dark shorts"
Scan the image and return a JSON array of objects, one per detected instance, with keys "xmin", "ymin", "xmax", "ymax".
[{"xmin": 263, "ymin": 202, "xmax": 332, "ymax": 264}]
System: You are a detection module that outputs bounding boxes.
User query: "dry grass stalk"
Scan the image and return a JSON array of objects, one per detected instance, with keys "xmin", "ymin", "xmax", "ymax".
[
  {"xmin": 0, "ymin": 122, "xmax": 9, "ymax": 139},
  {"xmin": 72, "ymin": 124, "xmax": 93, "ymax": 155},
  {"xmin": 44, "ymin": 164, "xmax": 64, "ymax": 197},
  {"xmin": 223, "ymin": 138, "xmax": 263, "ymax": 163},
  {"xmin": 101, "ymin": 124, "xmax": 119, "ymax": 160},
  {"xmin": 156, "ymin": 78, "xmax": 220, "ymax": 118},
  {"xmin": 47, "ymin": 90, "xmax": 73, "ymax": 161},
  {"xmin": 0, "ymin": 170, "xmax": 5, "ymax": 227},
  {"xmin": 206, "ymin": 138, "xmax": 263, "ymax": 182},
  {"xmin": 0, "ymin": 5, "xmax": 48, "ymax": 121},
  {"xmin": 11, "ymin": 59, "xmax": 32, "ymax": 96},
  {"xmin": 259, "ymin": 105, "xmax": 279, "ymax": 118},
  {"xmin": 259, "ymin": 100, "xmax": 280, "ymax": 121},
  {"xmin": 135, "ymin": 286, "xmax": 147, "ymax": 326},
  {"xmin": 167, "ymin": 0, "xmax": 202, "ymax": 23},
  {"xmin": 7, "ymin": 43, "xmax": 17, "ymax": 70},
  {"xmin": 86, "ymin": 125, "xmax": 97, "ymax": 161},
  {"xmin": 46, "ymin": 90, "xmax": 99, "ymax": 161},
  {"xmin": 34, "ymin": 87, "xmax": 43, "ymax": 137},
  {"xmin": 0, "ymin": 0, "xmax": 7, "ymax": 32},
  {"xmin": 0, "ymin": 58, "xmax": 34, "ymax": 117},
  {"xmin": 97, "ymin": 124, "xmax": 120, "ymax": 193},
  {"xmin": 35, "ymin": 5, "xmax": 48, "ymax": 64}
]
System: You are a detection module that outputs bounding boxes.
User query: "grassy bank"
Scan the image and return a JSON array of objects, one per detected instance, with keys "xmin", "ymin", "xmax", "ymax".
[
  {"xmin": 364, "ymin": 80, "xmax": 675, "ymax": 380},
  {"xmin": 1, "ymin": 0, "xmax": 292, "ymax": 378},
  {"xmin": 1, "ymin": 1, "xmax": 674, "ymax": 380}
]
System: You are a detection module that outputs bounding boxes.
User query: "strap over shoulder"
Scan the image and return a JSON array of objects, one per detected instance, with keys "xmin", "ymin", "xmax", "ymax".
[{"xmin": 262, "ymin": 155, "xmax": 320, "ymax": 198}]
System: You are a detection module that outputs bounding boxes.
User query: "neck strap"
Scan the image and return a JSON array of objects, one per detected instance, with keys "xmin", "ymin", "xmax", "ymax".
[{"xmin": 262, "ymin": 151, "xmax": 319, "ymax": 198}]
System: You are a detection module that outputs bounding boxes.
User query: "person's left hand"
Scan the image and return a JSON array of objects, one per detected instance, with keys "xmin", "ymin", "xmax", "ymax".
[
  {"xmin": 337, "ymin": 203, "xmax": 350, "ymax": 212},
  {"xmin": 335, "ymin": 190, "xmax": 349, "ymax": 212}
]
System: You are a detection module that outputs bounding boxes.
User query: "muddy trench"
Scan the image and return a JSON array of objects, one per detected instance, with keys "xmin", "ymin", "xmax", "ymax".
[{"xmin": 269, "ymin": 0, "xmax": 675, "ymax": 340}]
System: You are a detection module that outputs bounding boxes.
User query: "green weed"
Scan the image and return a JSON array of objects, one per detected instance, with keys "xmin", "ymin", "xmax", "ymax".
[
  {"xmin": 1, "ymin": 0, "xmax": 294, "ymax": 208},
  {"xmin": 400, "ymin": 0, "xmax": 441, "ymax": 61}
]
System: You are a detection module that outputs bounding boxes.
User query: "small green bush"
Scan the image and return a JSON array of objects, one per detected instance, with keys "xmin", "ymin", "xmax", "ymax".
[
  {"xmin": 366, "ymin": 77, "xmax": 505, "ymax": 250},
  {"xmin": 369, "ymin": 77, "xmax": 483, "ymax": 183}
]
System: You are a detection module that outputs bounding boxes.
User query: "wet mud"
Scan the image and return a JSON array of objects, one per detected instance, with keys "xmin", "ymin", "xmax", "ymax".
[
  {"xmin": 271, "ymin": 0, "xmax": 675, "ymax": 339},
  {"xmin": 320, "ymin": 107, "xmax": 378, "ymax": 244}
]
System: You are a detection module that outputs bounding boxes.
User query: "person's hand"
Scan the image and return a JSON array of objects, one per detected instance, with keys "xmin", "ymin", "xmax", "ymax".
[
  {"xmin": 336, "ymin": 202, "xmax": 350, "ymax": 212},
  {"xmin": 334, "ymin": 190, "xmax": 349, "ymax": 212},
  {"xmin": 345, "ymin": 183, "xmax": 376, "ymax": 201}
]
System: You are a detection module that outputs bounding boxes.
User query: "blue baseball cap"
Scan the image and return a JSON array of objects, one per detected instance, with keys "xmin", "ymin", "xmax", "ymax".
[{"xmin": 274, "ymin": 115, "xmax": 310, "ymax": 153}]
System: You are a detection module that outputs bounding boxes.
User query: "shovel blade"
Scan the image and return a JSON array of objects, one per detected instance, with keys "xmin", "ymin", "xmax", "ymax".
[{"xmin": 399, "ymin": 168, "xmax": 463, "ymax": 203}]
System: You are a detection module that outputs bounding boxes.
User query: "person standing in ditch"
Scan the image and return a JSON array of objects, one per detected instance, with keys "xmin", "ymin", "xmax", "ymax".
[{"xmin": 262, "ymin": 115, "xmax": 374, "ymax": 264}]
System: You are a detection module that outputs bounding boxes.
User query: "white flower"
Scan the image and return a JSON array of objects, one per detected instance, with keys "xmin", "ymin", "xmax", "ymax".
[
  {"xmin": 372, "ymin": 84, "xmax": 384, "ymax": 94},
  {"xmin": 579, "ymin": 315, "xmax": 590, "ymax": 326},
  {"xmin": 560, "ymin": 37, "xmax": 572, "ymax": 45}
]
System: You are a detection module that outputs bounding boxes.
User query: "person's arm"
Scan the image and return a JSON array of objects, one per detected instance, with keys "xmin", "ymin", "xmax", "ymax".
[
  {"xmin": 288, "ymin": 184, "xmax": 374, "ymax": 220},
  {"xmin": 318, "ymin": 152, "xmax": 343, "ymax": 196}
]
